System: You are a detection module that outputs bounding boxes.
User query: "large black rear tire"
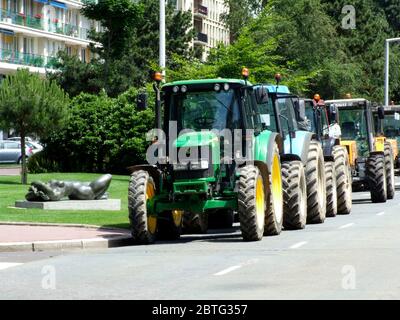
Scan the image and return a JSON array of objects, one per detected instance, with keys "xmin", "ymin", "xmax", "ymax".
[
  {"xmin": 367, "ymin": 153, "xmax": 387, "ymax": 203},
  {"xmin": 306, "ymin": 141, "xmax": 327, "ymax": 224},
  {"xmin": 282, "ymin": 161, "xmax": 307, "ymax": 230},
  {"xmin": 325, "ymin": 161, "xmax": 338, "ymax": 218},
  {"xmin": 333, "ymin": 146, "xmax": 352, "ymax": 215},
  {"xmin": 238, "ymin": 165, "xmax": 265, "ymax": 241},
  {"xmin": 384, "ymin": 142, "xmax": 395, "ymax": 200},
  {"xmin": 128, "ymin": 171, "xmax": 157, "ymax": 244}
]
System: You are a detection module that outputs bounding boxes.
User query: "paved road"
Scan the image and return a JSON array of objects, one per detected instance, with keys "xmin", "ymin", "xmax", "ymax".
[{"xmin": 1, "ymin": 181, "xmax": 400, "ymax": 300}]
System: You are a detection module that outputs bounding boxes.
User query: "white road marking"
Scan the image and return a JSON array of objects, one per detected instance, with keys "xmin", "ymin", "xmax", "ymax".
[
  {"xmin": 0, "ymin": 263, "xmax": 22, "ymax": 271},
  {"xmin": 214, "ymin": 259, "xmax": 259, "ymax": 276},
  {"xmin": 214, "ymin": 265, "xmax": 241, "ymax": 276},
  {"xmin": 339, "ymin": 223, "xmax": 354, "ymax": 229},
  {"xmin": 290, "ymin": 241, "xmax": 308, "ymax": 249},
  {"xmin": 376, "ymin": 211, "xmax": 385, "ymax": 216}
]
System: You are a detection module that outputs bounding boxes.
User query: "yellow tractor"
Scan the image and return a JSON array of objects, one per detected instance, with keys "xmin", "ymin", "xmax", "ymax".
[
  {"xmin": 325, "ymin": 99, "xmax": 395, "ymax": 202},
  {"xmin": 373, "ymin": 105, "xmax": 400, "ymax": 172}
]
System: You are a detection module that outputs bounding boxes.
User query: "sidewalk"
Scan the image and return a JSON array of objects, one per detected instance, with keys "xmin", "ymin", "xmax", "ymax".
[
  {"xmin": 0, "ymin": 222, "xmax": 133, "ymax": 252},
  {"xmin": 0, "ymin": 167, "xmax": 20, "ymax": 176}
]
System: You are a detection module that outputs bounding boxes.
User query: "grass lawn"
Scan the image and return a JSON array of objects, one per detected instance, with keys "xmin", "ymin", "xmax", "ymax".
[{"xmin": 0, "ymin": 173, "xmax": 131, "ymax": 229}]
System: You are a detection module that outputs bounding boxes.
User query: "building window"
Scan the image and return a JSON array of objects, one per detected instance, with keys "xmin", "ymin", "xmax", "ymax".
[{"xmin": 81, "ymin": 48, "xmax": 86, "ymax": 63}]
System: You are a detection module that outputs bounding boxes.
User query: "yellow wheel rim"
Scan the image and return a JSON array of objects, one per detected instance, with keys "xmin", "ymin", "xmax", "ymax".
[
  {"xmin": 172, "ymin": 210, "xmax": 183, "ymax": 228},
  {"xmin": 255, "ymin": 176, "xmax": 265, "ymax": 227},
  {"xmin": 145, "ymin": 181, "xmax": 157, "ymax": 235},
  {"xmin": 271, "ymin": 153, "xmax": 283, "ymax": 224}
]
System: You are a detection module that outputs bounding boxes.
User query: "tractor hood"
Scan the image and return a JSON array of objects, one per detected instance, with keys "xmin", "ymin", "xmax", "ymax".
[
  {"xmin": 174, "ymin": 131, "xmax": 219, "ymax": 148},
  {"xmin": 173, "ymin": 131, "xmax": 220, "ymax": 165}
]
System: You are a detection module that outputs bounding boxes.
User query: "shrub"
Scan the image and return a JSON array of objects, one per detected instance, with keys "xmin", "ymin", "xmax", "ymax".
[
  {"xmin": 27, "ymin": 151, "xmax": 61, "ymax": 174},
  {"xmin": 40, "ymin": 87, "xmax": 154, "ymax": 174}
]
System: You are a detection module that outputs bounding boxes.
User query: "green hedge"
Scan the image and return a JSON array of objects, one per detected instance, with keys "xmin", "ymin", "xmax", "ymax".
[{"xmin": 39, "ymin": 87, "xmax": 154, "ymax": 174}]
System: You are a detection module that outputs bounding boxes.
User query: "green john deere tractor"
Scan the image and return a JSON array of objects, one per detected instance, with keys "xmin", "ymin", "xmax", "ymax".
[{"xmin": 128, "ymin": 71, "xmax": 284, "ymax": 244}]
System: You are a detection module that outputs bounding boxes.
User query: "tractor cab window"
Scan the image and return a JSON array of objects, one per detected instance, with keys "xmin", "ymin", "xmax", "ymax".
[
  {"xmin": 276, "ymin": 97, "xmax": 298, "ymax": 138},
  {"xmin": 383, "ymin": 113, "xmax": 400, "ymax": 138},
  {"xmin": 303, "ymin": 100, "xmax": 315, "ymax": 132},
  {"xmin": 339, "ymin": 107, "xmax": 369, "ymax": 156},
  {"xmin": 257, "ymin": 97, "xmax": 278, "ymax": 133},
  {"xmin": 169, "ymin": 88, "xmax": 241, "ymax": 132},
  {"xmin": 243, "ymin": 88, "xmax": 263, "ymax": 132}
]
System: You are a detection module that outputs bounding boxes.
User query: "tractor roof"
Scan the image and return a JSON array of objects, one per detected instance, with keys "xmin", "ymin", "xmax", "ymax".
[
  {"xmin": 259, "ymin": 84, "xmax": 290, "ymax": 94},
  {"xmin": 373, "ymin": 105, "xmax": 400, "ymax": 113},
  {"xmin": 163, "ymin": 79, "xmax": 249, "ymax": 87},
  {"xmin": 325, "ymin": 99, "xmax": 370, "ymax": 108}
]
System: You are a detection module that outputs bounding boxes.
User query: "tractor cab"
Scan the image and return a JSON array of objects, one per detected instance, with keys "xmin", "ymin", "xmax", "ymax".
[
  {"xmin": 325, "ymin": 98, "xmax": 395, "ymax": 202},
  {"xmin": 373, "ymin": 105, "xmax": 400, "ymax": 169}
]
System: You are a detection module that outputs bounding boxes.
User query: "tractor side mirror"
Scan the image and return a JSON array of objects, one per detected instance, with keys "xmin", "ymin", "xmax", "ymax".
[
  {"xmin": 378, "ymin": 106, "xmax": 385, "ymax": 120},
  {"xmin": 136, "ymin": 93, "xmax": 148, "ymax": 111},
  {"xmin": 255, "ymin": 86, "xmax": 269, "ymax": 104},
  {"xmin": 294, "ymin": 99, "xmax": 306, "ymax": 122}
]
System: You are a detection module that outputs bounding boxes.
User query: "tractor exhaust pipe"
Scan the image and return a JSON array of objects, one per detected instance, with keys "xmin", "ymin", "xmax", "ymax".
[{"xmin": 153, "ymin": 72, "xmax": 163, "ymax": 130}]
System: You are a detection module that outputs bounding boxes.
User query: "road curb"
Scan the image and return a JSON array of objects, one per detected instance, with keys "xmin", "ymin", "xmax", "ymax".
[
  {"xmin": 0, "ymin": 221, "xmax": 127, "ymax": 231},
  {"xmin": 0, "ymin": 236, "xmax": 133, "ymax": 252},
  {"xmin": 0, "ymin": 222, "xmax": 133, "ymax": 252}
]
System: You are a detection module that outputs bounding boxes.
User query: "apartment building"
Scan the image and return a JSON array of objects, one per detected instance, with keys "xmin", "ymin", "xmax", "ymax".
[
  {"xmin": 0, "ymin": 0, "xmax": 99, "ymax": 77},
  {"xmin": 172, "ymin": 0, "xmax": 230, "ymax": 60}
]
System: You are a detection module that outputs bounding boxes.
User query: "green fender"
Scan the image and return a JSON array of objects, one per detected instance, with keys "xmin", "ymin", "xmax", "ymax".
[{"xmin": 254, "ymin": 130, "xmax": 281, "ymax": 173}]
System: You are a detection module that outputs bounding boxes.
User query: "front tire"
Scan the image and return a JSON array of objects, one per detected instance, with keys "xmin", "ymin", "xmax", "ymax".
[
  {"xmin": 306, "ymin": 141, "xmax": 327, "ymax": 224},
  {"xmin": 325, "ymin": 162, "xmax": 338, "ymax": 218},
  {"xmin": 282, "ymin": 161, "xmax": 307, "ymax": 230},
  {"xmin": 238, "ymin": 165, "xmax": 265, "ymax": 241},
  {"xmin": 367, "ymin": 154, "xmax": 387, "ymax": 203},
  {"xmin": 264, "ymin": 144, "xmax": 283, "ymax": 236},
  {"xmin": 128, "ymin": 171, "xmax": 157, "ymax": 244},
  {"xmin": 333, "ymin": 146, "xmax": 352, "ymax": 215},
  {"xmin": 384, "ymin": 142, "xmax": 395, "ymax": 200}
]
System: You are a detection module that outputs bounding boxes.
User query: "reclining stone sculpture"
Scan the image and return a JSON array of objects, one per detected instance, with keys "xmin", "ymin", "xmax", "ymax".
[{"xmin": 25, "ymin": 174, "xmax": 112, "ymax": 202}]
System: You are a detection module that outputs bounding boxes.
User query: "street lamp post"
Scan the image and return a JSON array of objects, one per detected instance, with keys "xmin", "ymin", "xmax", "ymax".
[
  {"xmin": 160, "ymin": 0, "xmax": 166, "ymax": 81},
  {"xmin": 384, "ymin": 38, "xmax": 400, "ymax": 106}
]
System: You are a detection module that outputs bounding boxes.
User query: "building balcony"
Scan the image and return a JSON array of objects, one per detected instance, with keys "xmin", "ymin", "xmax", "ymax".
[
  {"xmin": 194, "ymin": 32, "xmax": 208, "ymax": 45},
  {"xmin": 0, "ymin": 9, "xmax": 89, "ymax": 41},
  {"xmin": 0, "ymin": 48, "xmax": 58, "ymax": 70},
  {"xmin": 194, "ymin": 4, "xmax": 208, "ymax": 19}
]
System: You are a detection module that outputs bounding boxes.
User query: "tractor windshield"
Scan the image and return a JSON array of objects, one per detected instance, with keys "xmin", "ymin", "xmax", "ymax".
[
  {"xmin": 383, "ymin": 113, "xmax": 400, "ymax": 139},
  {"xmin": 339, "ymin": 107, "xmax": 370, "ymax": 155},
  {"xmin": 169, "ymin": 89, "xmax": 241, "ymax": 131}
]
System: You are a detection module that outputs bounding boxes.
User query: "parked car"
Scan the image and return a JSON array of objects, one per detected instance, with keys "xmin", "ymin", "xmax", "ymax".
[
  {"xmin": 7, "ymin": 137, "xmax": 43, "ymax": 154},
  {"xmin": 0, "ymin": 140, "xmax": 34, "ymax": 164}
]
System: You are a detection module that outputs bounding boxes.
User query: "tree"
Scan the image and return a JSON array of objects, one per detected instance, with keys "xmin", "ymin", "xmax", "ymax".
[
  {"xmin": 0, "ymin": 69, "xmax": 69, "ymax": 184},
  {"xmin": 48, "ymin": 0, "xmax": 195, "ymax": 98},
  {"xmin": 221, "ymin": 0, "xmax": 268, "ymax": 42},
  {"xmin": 39, "ymin": 88, "xmax": 154, "ymax": 174}
]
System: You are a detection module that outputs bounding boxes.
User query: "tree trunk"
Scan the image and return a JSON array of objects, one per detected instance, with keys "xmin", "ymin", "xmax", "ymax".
[{"xmin": 20, "ymin": 131, "xmax": 27, "ymax": 185}]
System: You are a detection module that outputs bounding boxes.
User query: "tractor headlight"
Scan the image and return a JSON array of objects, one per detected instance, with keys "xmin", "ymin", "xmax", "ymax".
[
  {"xmin": 173, "ymin": 163, "xmax": 189, "ymax": 171},
  {"xmin": 190, "ymin": 160, "xmax": 209, "ymax": 170}
]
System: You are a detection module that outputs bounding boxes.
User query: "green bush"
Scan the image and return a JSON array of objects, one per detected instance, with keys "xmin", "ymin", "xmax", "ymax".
[
  {"xmin": 40, "ymin": 87, "xmax": 154, "ymax": 174},
  {"xmin": 27, "ymin": 151, "xmax": 61, "ymax": 174}
]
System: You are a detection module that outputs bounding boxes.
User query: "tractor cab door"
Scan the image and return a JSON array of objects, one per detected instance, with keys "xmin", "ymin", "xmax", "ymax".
[{"xmin": 275, "ymin": 96, "xmax": 298, "ymax": 154}]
